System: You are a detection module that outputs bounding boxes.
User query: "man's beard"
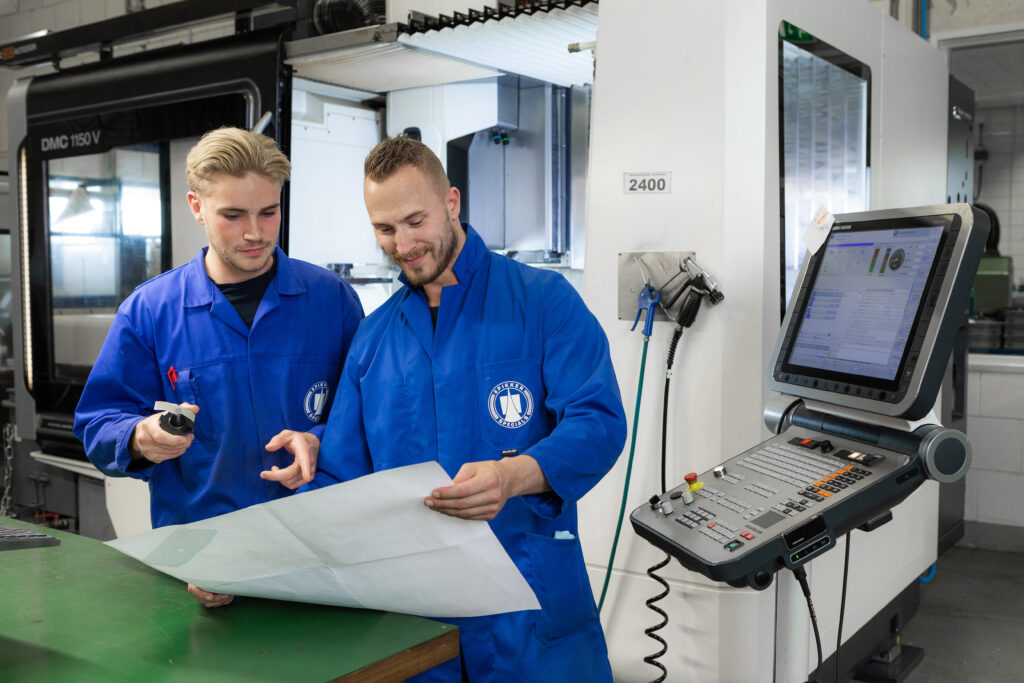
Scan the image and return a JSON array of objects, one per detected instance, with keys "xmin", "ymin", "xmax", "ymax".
[{"xmin": 394, "ymin": 219, "xmax": 459, "ymax": 287}]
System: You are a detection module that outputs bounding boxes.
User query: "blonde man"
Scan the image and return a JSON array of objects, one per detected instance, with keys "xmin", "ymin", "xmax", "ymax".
[{"xmin": 75, "ymin": 127, "xmax": 363, "ymax": 607}]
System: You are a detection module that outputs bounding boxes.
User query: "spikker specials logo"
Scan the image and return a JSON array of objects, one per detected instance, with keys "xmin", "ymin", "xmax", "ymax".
[
  {"xmin": 488, "ymin": 381, "xmax": 534, "ymax": 429},
  {"xmin": 304, "ymin": 381, "xmax": 330, "ymax": 423}
]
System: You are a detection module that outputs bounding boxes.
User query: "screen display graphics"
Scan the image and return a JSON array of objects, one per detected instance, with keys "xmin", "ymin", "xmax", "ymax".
[{"xmin": 784, "ymin": 225, "xmax": 945, "ymax": 385}]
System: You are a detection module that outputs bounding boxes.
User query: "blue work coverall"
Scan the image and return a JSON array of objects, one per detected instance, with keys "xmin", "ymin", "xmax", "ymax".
[
  {"xmin": 74, "ymin": 246, "xmax": 363, "ymax": 528},
  {"xmin": 306, "ymin": 225, "xmax": 626, "ymax": 682}
]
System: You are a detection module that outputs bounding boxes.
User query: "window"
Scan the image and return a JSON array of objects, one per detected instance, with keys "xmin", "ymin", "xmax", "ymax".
[{"xmin": 779, "ymin": 21, "xmax": 871, "ymax": 319}]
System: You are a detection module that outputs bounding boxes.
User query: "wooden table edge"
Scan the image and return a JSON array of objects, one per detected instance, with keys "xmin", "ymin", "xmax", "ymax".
[{"xmin": 334, "ymin": 627, "xmax": 460, "ymax": 682}]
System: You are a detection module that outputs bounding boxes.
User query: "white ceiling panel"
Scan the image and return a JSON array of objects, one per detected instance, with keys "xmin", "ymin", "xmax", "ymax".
[
  {"xmin": 399, "ymin": 5, "xmax": 598, "ymax": 87},
  {"xmin": 951, "ymin": 41, "xmax": 1024, "ymax": 108},
  {"xmin": 286, "ymin": 4, "xmax": 598, "ymax": 93}
]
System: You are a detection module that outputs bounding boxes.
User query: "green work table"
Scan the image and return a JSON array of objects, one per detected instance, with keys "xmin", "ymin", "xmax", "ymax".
[{"xmin": 0, "ymin": 518, "xmax": 458, "ymax": 682}]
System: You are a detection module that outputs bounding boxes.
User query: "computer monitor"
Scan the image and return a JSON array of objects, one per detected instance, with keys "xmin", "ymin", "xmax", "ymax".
[{"xmin": 767, "ymin": 204, "xmax": 988, "ymax": 420}]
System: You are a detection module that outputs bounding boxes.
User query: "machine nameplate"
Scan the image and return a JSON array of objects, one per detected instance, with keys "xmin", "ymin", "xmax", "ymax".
[{"xmin": 623, "ymin": 172, "xmax": 671, "ymax": 194}]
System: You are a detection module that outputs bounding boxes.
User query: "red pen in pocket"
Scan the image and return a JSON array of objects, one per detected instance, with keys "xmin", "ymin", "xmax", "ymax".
[{"xmin": 167, "ymin": 366, "xmax": 178, "ymax": 392}]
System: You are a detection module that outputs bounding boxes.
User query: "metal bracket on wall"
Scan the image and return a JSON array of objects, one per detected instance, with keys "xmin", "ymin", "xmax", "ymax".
[{"xmin": 617, "ymin": 251, "xmax": 696, "ymax": 324}]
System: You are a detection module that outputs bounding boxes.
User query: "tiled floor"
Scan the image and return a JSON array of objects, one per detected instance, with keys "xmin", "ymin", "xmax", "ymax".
[{"xmin": 899, "ymin": 546, "xmax": 1024, "ymax": 683}]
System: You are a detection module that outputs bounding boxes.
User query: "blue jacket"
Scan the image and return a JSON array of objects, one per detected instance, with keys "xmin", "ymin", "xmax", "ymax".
[
  {"xmin": 307, "ymin": 225, "xmax": 626, "ymax": 682},
  {"xmin": 74, "ymin": 247, "xmax": 363, "ymax": 528}
]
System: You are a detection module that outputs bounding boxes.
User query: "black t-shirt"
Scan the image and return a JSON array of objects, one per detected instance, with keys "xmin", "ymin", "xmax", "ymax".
[
  {"xmin": 215, "ymin": 258, "xmax": 278, "ymax": 329},
  {"xmin": 430, "ymin": 305, "xmax": 439, "ymax": 329}
]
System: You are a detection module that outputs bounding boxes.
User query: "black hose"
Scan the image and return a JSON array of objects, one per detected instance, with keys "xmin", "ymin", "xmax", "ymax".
[
  {"xmin": 794, "ymin": 566, "xmax": 823, "ymax": 683},
  {"xmin": 836, "ymin": 533, "xmax": 851, "ymax": 683},
  {"xmin": 643, "ymin": 554, "xmax": 671, "ymax": 683}
]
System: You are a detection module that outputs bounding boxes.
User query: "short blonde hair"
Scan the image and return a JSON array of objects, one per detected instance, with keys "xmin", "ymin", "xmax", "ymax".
[
  {"xmin": 364, "ymin": 135, "xmax": 450, "ymax": 199},
  {"xmin": 185, "ymin": 127, "xmax": 291, "ymax": 196}
]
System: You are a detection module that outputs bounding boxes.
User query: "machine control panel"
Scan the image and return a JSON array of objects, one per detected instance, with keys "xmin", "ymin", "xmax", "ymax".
[{"xmin": 631, "ymin": 427, "xmax": 915, "ymax": 589}]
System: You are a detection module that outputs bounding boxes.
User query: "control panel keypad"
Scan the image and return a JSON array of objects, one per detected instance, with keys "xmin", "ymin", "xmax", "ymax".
[
  {"xmin": 631, "ymin": 429, "xmax": 911, "ymax": 586},
  {"xmin": 655, "ymin": 433, "xmax": 894, "ymax": 563}
]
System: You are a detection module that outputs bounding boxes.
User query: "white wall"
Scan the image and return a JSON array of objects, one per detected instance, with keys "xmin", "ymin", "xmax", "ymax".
[
  {"xmin": 974, "ymin": 105, "xmax": 1024, "ymax": 276},
  {"xmin": 931, "ymin": 0, "xmax": 1024, "ymax": 34},
  {"xmin": 581, "ymin": 4, "xmax": 775, "ymax": 681},
  {"xmin": 966, "ymin": 355, "xmax": 1024, "ymax": 529},
  {"xmin": 290, "ymin": 97, "xmax": 382, "ymax": 267},
  {"xmin": 581, "ymin": 1, "xmax": 949, "ymax": 680}
]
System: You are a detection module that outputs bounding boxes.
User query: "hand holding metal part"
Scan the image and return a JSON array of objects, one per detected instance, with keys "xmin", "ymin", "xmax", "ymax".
[
  {"xmin": 154, "ymin": 400, "xmax": 195, "ymax": 436},
  {"xmin": 129, "ymin": 402, "xmax": 199, "ymax": 465}
]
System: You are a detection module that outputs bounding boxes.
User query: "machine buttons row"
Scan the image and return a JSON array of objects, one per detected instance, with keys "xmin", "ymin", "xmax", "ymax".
[
  {"xmin": 744, "ymin": 481, "xmax": 780, "ymax": 499},
  {"xmin": 695, "ymin": 486, "xmax": 753, "ymax": 514},
  {"xmin": 741, "ymin": 505, "xmax": 767, "ymax": 522},
  {"xmin": 698, "ymin": 525, "xmax": 732, "ymax": 544},
  {"xmin": 804, "ymin": 465, "xmax": 873, "ymax": 499},
  {"xmin": 675, "ymin": 506, "xmax": 716, "ymax": 529}
]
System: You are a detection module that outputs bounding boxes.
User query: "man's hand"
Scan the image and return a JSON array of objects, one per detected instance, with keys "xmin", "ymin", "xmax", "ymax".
[
  {"xmin": 259, "ymin": 430, "xmax": 320, "ymax": 489},
  {"xmin": 188, "ymin": 583, "xmax": 234, "ymax": 608},
  {"xmin": 129, "ymin": 403, "xmax": 199, "ymax": 464},
  {"xmin": 426, "ymin": 455, "xmax": 551, "ymax": 521}
]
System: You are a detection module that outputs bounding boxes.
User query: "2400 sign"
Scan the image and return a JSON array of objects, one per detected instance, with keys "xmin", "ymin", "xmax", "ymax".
[{"xmin": 623, "ymin": 172, "xmax": 671, "ymax": 194}]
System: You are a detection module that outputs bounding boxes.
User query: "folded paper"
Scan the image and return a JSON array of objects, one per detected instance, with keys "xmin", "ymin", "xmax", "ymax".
[{"xmin": 107, "ymin": 461, "xmax": 540, "ymax": 618}]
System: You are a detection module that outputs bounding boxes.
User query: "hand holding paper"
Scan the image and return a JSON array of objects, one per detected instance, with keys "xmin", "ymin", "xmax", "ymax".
[{"xmin": 107, "ymin": 462, "xmax": 540, "ymax": 618}]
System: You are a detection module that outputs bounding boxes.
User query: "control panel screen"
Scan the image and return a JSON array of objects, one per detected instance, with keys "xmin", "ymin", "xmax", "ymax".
[
  {"xmin": 777, "ymin": 213, "xmax": 956, "ymax": 396},
  {"xmin": 787, "ymin": 226, "xmax": 944, "ymax": 382}
]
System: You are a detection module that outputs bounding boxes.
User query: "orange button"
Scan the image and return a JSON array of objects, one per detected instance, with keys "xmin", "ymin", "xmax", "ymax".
[
  {"xmin": 813, "ymin": 481, "xmax": 824, "ymax": 487},
  {"xmin": 843, "ymin": 465, "xmax": 854, "ymax": 471},
  {"xmin": 819, "ymin": 490, "xmax": 833, "ymax": 497}
]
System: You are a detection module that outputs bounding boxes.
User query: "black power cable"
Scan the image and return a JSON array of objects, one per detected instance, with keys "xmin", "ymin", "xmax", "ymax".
[
  {"xmin": 644, "ymin": 287, "xmax": 707, "ymax": 682},
  {"xmin": 793, "ymin": 566, "xmax": 823, "ymax": 683},
  {"xmin": 836, "ymin": 533, "xmax": 852, "ymax": 683},
  {"xmin": 643, "ymin": 554, "xmax": 671, "ymax": 683}
]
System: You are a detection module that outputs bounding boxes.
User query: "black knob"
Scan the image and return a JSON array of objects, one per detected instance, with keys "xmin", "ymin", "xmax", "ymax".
[{"xmin": 159, "ymin": 411, "xmax": 193, "ymax": 436}]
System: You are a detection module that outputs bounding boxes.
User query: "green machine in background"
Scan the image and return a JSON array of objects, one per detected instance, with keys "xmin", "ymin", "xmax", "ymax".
[
  {"xmin": 971, "ymin": 204, "xmax": 1012, "ymax": 315},
  {"xmin": 972, "ymin": 254, "xmax": 1013, "ymax": 315},
  {"xmin": 968, "ymin": 204, "xmax": 1015, "ymax": 352}
]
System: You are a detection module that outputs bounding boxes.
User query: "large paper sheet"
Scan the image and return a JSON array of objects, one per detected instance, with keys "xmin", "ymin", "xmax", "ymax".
[{"xmin": 107, "ymin": 461, "xmax": 540, "ymax": 618}]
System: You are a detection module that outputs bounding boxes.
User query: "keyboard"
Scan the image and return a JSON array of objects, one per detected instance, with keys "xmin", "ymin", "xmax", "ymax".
[
  {"xmin": 631, "ymin": 427, "xmax": 917, "ymax": 589},
  {"xmin": 0, "ymin": 523, "xmax": 60, "ymax": 550}
]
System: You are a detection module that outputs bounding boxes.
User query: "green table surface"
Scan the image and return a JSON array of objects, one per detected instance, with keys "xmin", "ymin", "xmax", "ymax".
[{"xmin": 0, "ymin": 518, "xmax": 458, "ymax": 682}]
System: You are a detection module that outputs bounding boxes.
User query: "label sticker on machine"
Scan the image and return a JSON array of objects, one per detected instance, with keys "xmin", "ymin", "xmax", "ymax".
[{"xmin": 623, "ymin": 172, "xmax": 671, "ymax": 194}]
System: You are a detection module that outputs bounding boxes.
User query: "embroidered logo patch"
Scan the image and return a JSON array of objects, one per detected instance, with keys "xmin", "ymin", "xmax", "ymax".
[
  {"xmin": 488, "ymin": 381, "xmax": 534, "ymax": 429},
  {"xmin": 304, "ymin": 381, "xmax": 330, "ymax": 423}
]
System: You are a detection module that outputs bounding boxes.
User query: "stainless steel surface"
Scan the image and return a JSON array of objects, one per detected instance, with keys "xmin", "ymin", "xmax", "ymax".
[
  {"xmin": 8, "ymin": 76, "xmax": 34, "ymax": 440},
  {"xmin": 470, "ymin": 81, "xmax": 584, "ymax": 259},
  {"xmin": 763, "ymin": 393, "xmax": 802, "ymax": 434},
  {"xmin": 617, "ymin": 251, "xmax": 696, "ymax": 323},
  {"xmin": 568, "ymin": 85, "xmax": 590, "ymax": 269},
  {"xmin": 947, "ymin": 75, "xmax": 974, "ymax": 205}
]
